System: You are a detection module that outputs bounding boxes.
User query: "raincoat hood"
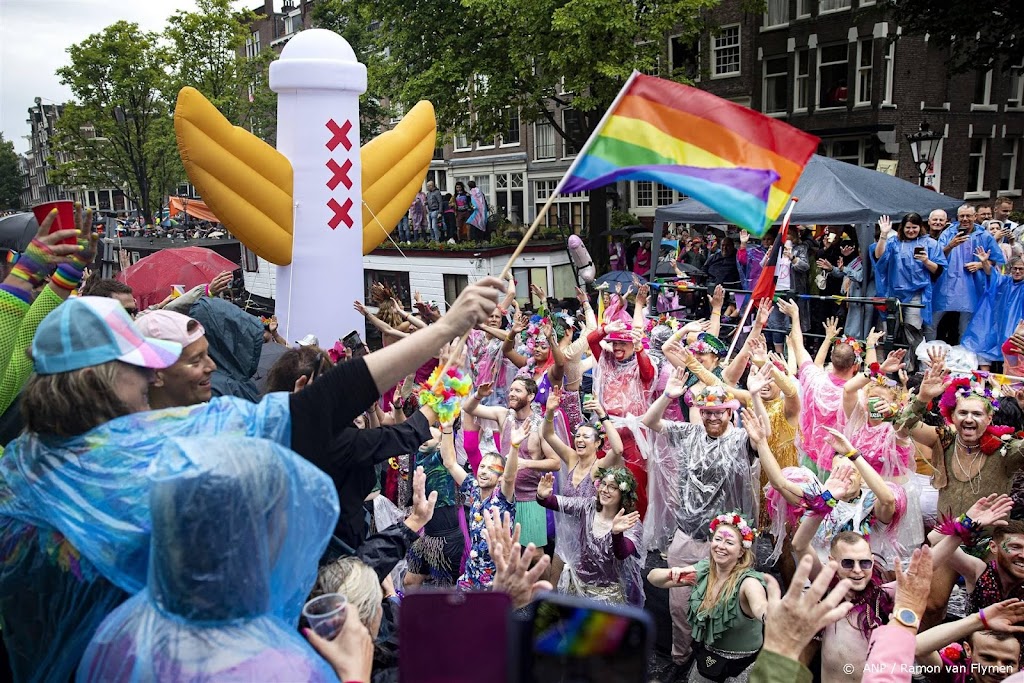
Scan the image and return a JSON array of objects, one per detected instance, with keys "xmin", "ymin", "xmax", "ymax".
[{"xmin": 190, "ymin": 298, "xmax": 263, "ymax": 401}]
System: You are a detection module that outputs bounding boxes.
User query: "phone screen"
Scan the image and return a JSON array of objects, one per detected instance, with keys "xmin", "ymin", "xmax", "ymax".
[
  {"xmin": 343, "ymin": 330, "xmax": 367, "ymax": 358},
  {"xmin": 528, "ymin": 599, "xmax": 650, "ymax": 683}
]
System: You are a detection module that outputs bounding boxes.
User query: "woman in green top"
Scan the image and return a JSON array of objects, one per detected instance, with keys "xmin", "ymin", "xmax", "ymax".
[{"xmin": 650, "ymin": 512, "xmax": 767, "ymax": 683}]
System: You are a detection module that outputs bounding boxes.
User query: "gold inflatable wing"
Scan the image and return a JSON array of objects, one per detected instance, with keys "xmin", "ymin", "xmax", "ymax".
[{"xmin": 174, "ymin": 87, "xmax": 437, "ymax": 264}]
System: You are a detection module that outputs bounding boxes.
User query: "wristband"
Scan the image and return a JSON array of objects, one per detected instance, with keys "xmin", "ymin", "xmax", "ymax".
[
  {"xmin": 979, "ymin": 608, "xmax": 990, "ymax": 630},
  {"xmin": 204, "ymin": 283, "xmax": 211, "ymax": 297},
  {"xmin": 50, "ymin": 263, "xmax": 84, "ymax": 292},
  {"xmin": 598, "ymin": 415, "xmax": 611, "ymax": 423},
  {"xmin": 936, "ymin": 512, "xmax": 982, "ymax": 546},
  {"xmin": 9, "ymin": 239, "xmax": 58, "ymax": 288},
  {"xmin": 844, "ymin": 449, "xmax": 860, "ymax": 461},
  {"xmin": 544, "ymin": 414, "xmax": 554, "ymax": 424},
  {"xmin": 511, "ymin": 441, "xmax": 522, "ymax": 449},
  {"xmin": 820, "ymin": 491, "xmax": 839, "ymax": 509}
]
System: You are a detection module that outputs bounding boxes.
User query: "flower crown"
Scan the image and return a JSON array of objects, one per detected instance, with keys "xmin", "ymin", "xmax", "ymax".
[
  {"xmin": 688, "ymin": 332, "xmax": 727, "ymax": 357},
  {"xmin": 837, "ymin": 336, "xmax": 864, "ymax": 364},
  {"xmin": 938, "ymin": 377, "xmax": 1000, "ymax": 422},
  {"xmin": 595, "ymin": 466, "xmax": 638, "ymax": 507},
  {"xmin": 691, "ymin": 384, "xmax": 738, "ymax": 408},
  {"xmin": 709, "ymin": 513, "xmax": 755, "ymax": 548}
]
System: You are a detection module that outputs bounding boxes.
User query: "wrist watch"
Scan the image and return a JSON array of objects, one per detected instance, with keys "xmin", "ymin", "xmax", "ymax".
[{"xmin": 891, "ymin": 607, "xmax": 921, "ymax": 629}]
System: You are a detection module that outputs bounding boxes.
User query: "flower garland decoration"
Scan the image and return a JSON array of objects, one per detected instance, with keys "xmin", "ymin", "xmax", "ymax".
[
  {"xmin": 688, "ymin": 332, "xmax": 727, "ymax": 357},
  {"xmin": 594, "ymin": 466, "xmax": 639, "ymax": 510},
  {"xmin": 940, "ymin": 642, "xmax": 965, "ymax": 664},
  {"xmin": 935, "ymin": 512, "xmax": 983, "ymax": 546},
  {"xmin": 938, "ymin": 378, "xmax": 1013, "ymax": 455},
  {"xmin": 417, "ymin": 365, "xmax": 473, "ymax": 424},
  {"xmin": 709, "ymin": 513, "xmax": 755, "ymax": 548},
  {"xmin": 837, "ymin": 336, "xmax": 864, "ymax": 364}
]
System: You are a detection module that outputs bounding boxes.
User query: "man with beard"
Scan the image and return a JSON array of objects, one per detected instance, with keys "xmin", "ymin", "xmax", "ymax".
[
  {"xmin": 641, "ymin": 369, "xmax": 772, "ymax": 667},
  {"xmin": 586, "ymin": 320, "xmax": 655, "ymax": 518},
  {"xmin": 898, "ymin": 367, "xmax": 1024, "ymax": 627},
  {"xmin": 463, "ymin": 377, "xmax": 561, "ymax": 549}
]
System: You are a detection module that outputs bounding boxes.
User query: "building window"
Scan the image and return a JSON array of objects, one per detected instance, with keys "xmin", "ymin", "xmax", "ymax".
[
  {"xmin": 243, "ymin": 246, "xmax": 259, "ymax": 272},
  {"xmin": 656, "ymin": 183, "xmax": 675, "ymax": 206},
  {"xmin": 973, "ymin": 70, "xmax": 993, "ymax": 107},
  {"xmin": 535, "ymin": 179, "xmax": 556, "ymax": 200},
  {"xmin": 712, "ymin": 25, "xmax": 741, "ymax": 78},
  {"xmin": 245, "ymin": 31, "xmax": 261, "ymax": 58},
  {"xmin": 535, "ymin": 121, "xmax": 556, "ymax": 160},
  {"xmin": 794, "ymin": 49, "xmax": 810, "ymax": 111},
  {"xmin": 820, "ymin": 138, "xmax": 868, "ymax": 166},
  {"xmin": 765, "ymin": 0, "xmax": 789, "ymax": 27},
  {"xmin": 284, "ymin": 9, "xmax": 302, "ymax": 35},
  {"xmin": 454, "ymin": 131, "xmax": 471, "ymax": 151},
  {"xmin": 819, "ymin": 0, "xmax": 851, "ymax": 12},
  {"xmin": 881, "ymin": 40, "xmax": 895, "ymax": 105},
  {"xmin": 637, "ymin": 41, "xmax": 660, "ymax": 76},
  {"xmin": 669, "ymin": 35, "xmax": 700, "ymax": 81},
  {"xmin": 472, "ymin": 175, "xmax": 492, "ymax": 206},
  {"xmin": 562, "ymin": 109, "xmax": 585, "ymax": 157},
  {"xmin": 968, "ymin": 138, "xmax": 988, "ymax": 194},
  {"xmin": 1009, "ymin": 64, "xmax": 1024, "ymax": 108},
  {"xmin": 1001, "ymin": 139, "xmax": 1019, "ymax": 193},
  {"xmin": 443, "ymin": 274, "xmax": 469, "ymax": 306},
  {"xmin": 502, "ymin": 108, "xmax": 520, "ymax": 146},
  {"xmin": 763, "ymin": 56, "xmax": 788, "ymax": 114},
  {"xmin": 427, "ymin": 169, "xmax": 447, "ymax": 192},
  {"xmin": 855, "ymin": 39, "xmax": 873, "ymax": 105},
  {"xmin": 636, "ymin": 180, "xmax": 654, "ymax": 207},
  {"xmin": 364, "ymin": 270, "xmax": 411, "ymax": 309},
  {"xmin": 818, "ymin": 44, "xmax": 849, "ymax": 108},
  {"xmin": 797, "ymin": 0, "xmax": 813, "ymax": 17}
]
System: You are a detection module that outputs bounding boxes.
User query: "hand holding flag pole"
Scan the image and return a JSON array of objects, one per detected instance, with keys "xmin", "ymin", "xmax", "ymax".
[{"xmin": 724, "ymin": 197, "xmax": 799, "ymax": 363}]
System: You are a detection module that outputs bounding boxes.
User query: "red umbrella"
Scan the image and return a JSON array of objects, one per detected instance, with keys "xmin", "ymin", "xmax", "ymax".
[{"xmin": 116, "ymin": 246, "xmax": 237, "ymax": 310}]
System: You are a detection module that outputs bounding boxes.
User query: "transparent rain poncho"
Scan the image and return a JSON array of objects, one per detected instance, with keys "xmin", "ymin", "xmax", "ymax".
[
  {"xmin": 78, "ymin": 436, "xmax": 339, "ymax": 682},
  {"xmin": 0, "ymin": 395, "xmax": 291, "ymax": 680}
]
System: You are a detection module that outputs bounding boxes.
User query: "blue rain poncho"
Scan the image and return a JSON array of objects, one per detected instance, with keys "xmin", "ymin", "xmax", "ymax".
[
  {"xmin": 962, "ymin": 271, "xmax": 1024, "ymax": 362},
  {"xmin": 0, "ymin": 394, "xmax": 291, "ymax": 681},
  {"xmin": 78, "ymin": 436, "xmax": 339, "ymax": 682},
  {"xmin": 932, "ymin": 223, "xmax": 1006, "ymax": 314},
  {"xmin": 874, "ymin": 234, "xmax": 947, "ymax": 325}
]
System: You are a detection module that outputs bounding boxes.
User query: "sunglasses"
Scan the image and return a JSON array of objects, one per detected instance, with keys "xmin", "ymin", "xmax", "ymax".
[{"xmin": 840, "ymin": 559, "xmax": 874, "ymax": 571}]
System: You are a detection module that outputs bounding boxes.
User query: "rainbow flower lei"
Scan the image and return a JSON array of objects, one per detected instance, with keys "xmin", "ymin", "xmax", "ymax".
[
  {"xmin": 417, "ymin": 366, "xmax": 473, "ymax": 424},
  {"xmin": 709, "ymin": 513, "xmax": 755, "ymax": 548}
]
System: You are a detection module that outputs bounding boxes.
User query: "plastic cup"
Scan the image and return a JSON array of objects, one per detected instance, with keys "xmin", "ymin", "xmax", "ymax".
[
  {"xmin": 32, "ymin": 201, "xmax": 77, "ymax": 245},
  {"xmin": 303, "ymin": 592, "xmax": 347, "ymax": 640}
]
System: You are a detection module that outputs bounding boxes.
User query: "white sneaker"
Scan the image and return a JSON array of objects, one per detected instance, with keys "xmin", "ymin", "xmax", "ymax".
[{"xmin": 448, "ymin": 238, "xmax": 456, "ymax": 244}]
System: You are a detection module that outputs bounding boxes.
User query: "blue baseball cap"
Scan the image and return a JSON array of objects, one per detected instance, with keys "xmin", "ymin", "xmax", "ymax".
[{"xmin": 32, "ymin": 297, "xmax": 183, "ymax": 375}]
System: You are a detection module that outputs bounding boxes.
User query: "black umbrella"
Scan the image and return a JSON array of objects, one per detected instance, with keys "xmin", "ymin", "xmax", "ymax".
[
  {"xmin": 0, "ymin": 213, "xmax": 40, "ymax": 252},
  {"xmin": 600, "ymin": 228, "xmax": 631, "ymax": 236}
]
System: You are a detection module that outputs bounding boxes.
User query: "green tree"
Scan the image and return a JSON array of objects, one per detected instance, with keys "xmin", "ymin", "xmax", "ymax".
[
  {"xmin": 885, "ymin": 0, "xmax": 1023, "ymax": 73},
  {"xmin": 50, "ymin": 21, "xmax": 177, "ymax": 223},
  {"xmin": 0, "ymin": 134, "xmax": 21, "ymax": 211},
  {"xmin": 164, "ymin": 0, "xmax": 277, "ymax": 142},
  {"xmin": 311, "ymin": 0, "xmax": 394, "ymax": 142},
  {"xmin": 366, "ymin": 0, "xmax": 717, "ymax": 265}
]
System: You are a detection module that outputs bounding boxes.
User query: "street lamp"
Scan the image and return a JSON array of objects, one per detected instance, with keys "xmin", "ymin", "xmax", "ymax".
[{"xmin": 906, "ymin": 120, "xmax": 943, "ymax": 187}]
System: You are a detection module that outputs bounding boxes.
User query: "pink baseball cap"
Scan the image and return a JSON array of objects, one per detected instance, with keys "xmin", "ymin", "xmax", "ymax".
[{"xmin": 134, "ymin": 310, "xmax": 206, "ymax": 348}]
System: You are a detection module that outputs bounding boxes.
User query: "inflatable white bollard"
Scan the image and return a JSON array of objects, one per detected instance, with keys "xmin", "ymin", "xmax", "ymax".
[{"xmin": 270, "ymin": 30, "xmax": 367, "ymax": 348}]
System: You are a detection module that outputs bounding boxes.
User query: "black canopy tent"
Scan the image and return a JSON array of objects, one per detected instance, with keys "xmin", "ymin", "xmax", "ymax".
[
  {"xmin": 644, "ymin": 155, "xmax": 965, "ymax": 322},
  {"xmin": 652, "ymin": 154, "xmax": 963, "ymax": 227}
]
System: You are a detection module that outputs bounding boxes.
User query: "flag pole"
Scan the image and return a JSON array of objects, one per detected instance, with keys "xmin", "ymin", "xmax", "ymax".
[
  {"xmin": 723, "ymin": 197, "xmax": 798, "ymax": 363},
  {"xmin": 431, "ymin": 72, "xmax": 643, "ymax": 387}
]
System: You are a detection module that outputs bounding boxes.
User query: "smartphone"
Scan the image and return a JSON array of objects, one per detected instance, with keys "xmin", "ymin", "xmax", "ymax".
[
  {"xmin": 914, "ymin": 247, "xmax": 925, "ymax": 256},
  {"xmin": 399, "ymin": 591, "xmax": 511, "ymax": 683},
  {"xmin": 582, "ymin": 393, "xmax": 594, "ymax": 405},
  {"xmin": 342, "ymin": 330, "xmax": 368, "ymax": 358},
  {"xmin": 518, "ymin": 593, "xmax": 653, "ymax": 683}
]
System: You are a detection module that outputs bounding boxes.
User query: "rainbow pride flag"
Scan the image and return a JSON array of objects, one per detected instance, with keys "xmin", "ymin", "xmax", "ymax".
[{"xmin": 560, "ymin": 72, "xmax": 820, "ymax": 235}]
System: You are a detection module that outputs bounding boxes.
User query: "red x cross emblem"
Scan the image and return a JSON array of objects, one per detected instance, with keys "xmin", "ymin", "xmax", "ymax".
[
  {"xmin": 325, "ymin": 119, "xmax": 352, "ymax": 152},
  {"xmin": 326, "ymin": 158, "xmax": 353, "ymax": 191},
  {"xmin": 327, "ymin": 197, "xmax": 354, "ymax": 230}
]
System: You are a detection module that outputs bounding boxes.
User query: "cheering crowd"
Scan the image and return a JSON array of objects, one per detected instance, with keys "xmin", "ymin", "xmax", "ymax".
[{"xmin": 4, "ymin": 204, "xmax": 1024, "ymax": 683}]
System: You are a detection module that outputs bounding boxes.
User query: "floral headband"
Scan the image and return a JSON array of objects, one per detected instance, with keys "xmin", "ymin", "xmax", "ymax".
[
  {"xmin": 837, "ymin": 336, "xmax": 864, "ymax": 364},
  {"xmin": 691, "ymin": 384, "xmax": 740, "ymax": 409},
  {"xmin": 938, "ymin": 377, "xmax": 999, "ymax": 422},
  {"xmin": 688, "ymin": 332, "xmax": 727, "ymax": 357},
  {"xmin": 709, "ymin": 513, "xmax": 755, "ymax": 548},
  {"xmin": 595, "ymin": 466, "xmax": 638, "ymax": 508}
]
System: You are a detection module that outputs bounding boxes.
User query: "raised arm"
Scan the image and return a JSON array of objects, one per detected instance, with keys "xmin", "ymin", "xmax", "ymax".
[
  {"xmin": 463, "ymin": 381, "xmax": 509, "ymax": 424},
  {"xmin": 543, "ymin": 322, "xmax": 566, "ymax": 386},
  {"xmin": 439, "ymin": 427, "xmax": 467, "ymax": 488},
  {"xmin": 708, "ymin": 285, "xmax": 725, "ymax": 338},
  {"xmin": 642, "ymin": 366, "xmax": 686, "ymax": 433},
  {"xmin": 776, "ymin": 298, "xmax": 812, "ymax": 368},
  {"xmin": 501, "ymin": 313, "xmax": 529, "ymax": 368},
  {"xmin": 632, "ymin": 284, "xmax": 650, "ymax": 330},
  {"xmin": 766, "ymin": 351, "xmax": 800, "ymax": 421},
  {"xmin": 915, "ymin": 599, "xmax": 1024, "ymax": 664},
  {"xmin": 814, "ymin": 317, "xmax": 841, "ymax": 368},
  {"xmin": 355, "ymin": 300, "xmax": 409, "ymax": 339},
  {"xmin": 542, "ymin": 388, "xmax": 576, "ymax": 465},
  {"xmin": 823, "ymin": 427, "xmax": 896, "ymax": 524},
  {"xmin": 741, "ymin": 408, "xmax": 803, "ymax": 506},
  {"xmin": 894, "ymin": 364, "xmax": 948, "ymax": 447},
  {"xmin": 502, "ymin": 420, "xmax": 527, "ymax": 502},
  {"xmin": 874, "ymin": 217, "xmax": 893, "ymax": 261},
  {"xmin": 590, "ymin": 397, "xmax": 624, "ymax": 468}
]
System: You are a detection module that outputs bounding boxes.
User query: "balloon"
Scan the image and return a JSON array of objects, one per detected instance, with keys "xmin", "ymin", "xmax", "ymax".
[{"xmin": 568, "ymin": 234, "xmax": 596, "ymax": 284}]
